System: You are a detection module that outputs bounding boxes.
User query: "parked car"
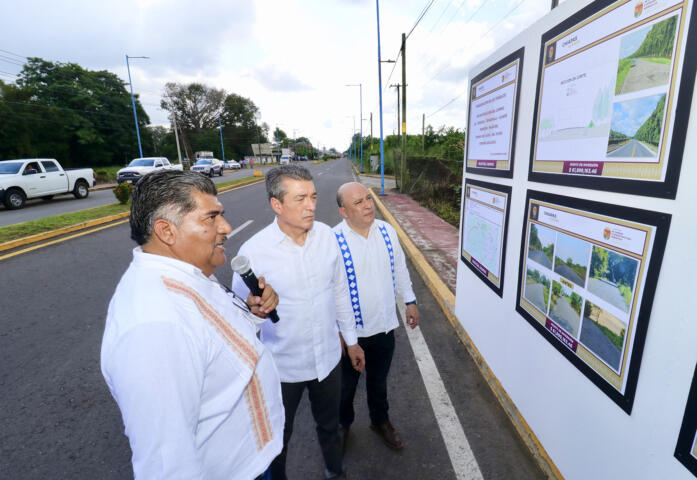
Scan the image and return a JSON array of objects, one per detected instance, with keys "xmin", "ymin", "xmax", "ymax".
[
  {"xmin": 117, "ymin": 157, "xmax": 181, "ymax": 184},
  {"xmin": 191, "ymin": 158, "xmax": 224, "ymax": 177},
  {"xmin": 280, "ymin": 155, "xmax": 291, "ymax": 165},
  {"xmin": 0, "ymin": 158, "xmax": 95, "ymax": 210},
  {"xmin": 224, "ymin": 160, "xmax": 241, "ymax": 170}
]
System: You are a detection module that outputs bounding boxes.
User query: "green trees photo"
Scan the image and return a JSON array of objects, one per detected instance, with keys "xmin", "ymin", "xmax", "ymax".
[
  {"xmin": 633, "ymin": 94, "xmax": 666, "ymax": 146},
  {"xmin": 631, "ymin": 15, "xmax": 677, "ymax": 60}
]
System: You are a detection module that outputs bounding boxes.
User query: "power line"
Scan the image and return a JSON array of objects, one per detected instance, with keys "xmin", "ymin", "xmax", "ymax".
[
  {"xmin": 406, "ymin": 0, "xmax": 437, "ymax": 40},
  {"xmin": 0, "ymin": 54, "xmax": 25, "ymax": 67},
  {"xmin": 0, "ymin": 48, "xmax": 27, "ymax": 59},
  {"xmin": 0, "ymin": 69, "xmax": 18, "ymax": 77},
  {"xmin": 419, "ymin": 0, "xmax": 528, "ymax": 93}
]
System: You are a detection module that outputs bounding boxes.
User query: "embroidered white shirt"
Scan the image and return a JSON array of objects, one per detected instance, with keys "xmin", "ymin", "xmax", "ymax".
[
  {"xmin": 101, "ymin": 248, "xmax": 284, "ymax": 480},
  {"xmin": 333, "ymin": 219, "xmax": 416, "ymax": 338},
  {"xmin": 233, "ymin": 219, "xmax": 357, "ymax": 383}
]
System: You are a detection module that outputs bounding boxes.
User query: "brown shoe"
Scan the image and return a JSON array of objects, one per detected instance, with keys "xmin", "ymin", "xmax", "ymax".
[{"xmin": 370, "ymin": 422, "xmax": 403, "ymax": 450}]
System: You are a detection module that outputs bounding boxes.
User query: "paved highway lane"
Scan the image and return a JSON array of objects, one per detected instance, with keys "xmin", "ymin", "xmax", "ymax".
[
  {"xmin": 0, "ymin": 167, "xmax": 261, "ymax": 228},
  {"xmin": 0, "ymin": 160, "xmax": 544, "ymax": 479},
  {"xmin": 606, "ymin": 139, "xmax": 655, "ymax": 158}
]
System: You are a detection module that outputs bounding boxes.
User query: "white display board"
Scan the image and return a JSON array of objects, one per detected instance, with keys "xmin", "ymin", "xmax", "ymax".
[
  {"xmin": 466, "ymin": 48, "xmax": 524, "ymax": 178},
  {"xmin": 460, "ymin": 179, "xmax": 512, "ymax": 296},
  {"xmin": 529, "ymin": 0, "xmax": 696, "ymax": 197},
  {"xmin": 454, "ymin": 0, "xmax": 697, "ymax": 478}
]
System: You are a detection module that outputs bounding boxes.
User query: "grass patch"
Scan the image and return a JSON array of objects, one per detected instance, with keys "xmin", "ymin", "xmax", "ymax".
[
  {"xmin": 640, "ymin": 56, "xmax": 670, "ymax": 64},
  {"xmin": 615, "ymin": 58, "xmax": 632, "ymax": 94},
  {"xmin": 0, "ymin": 202, "xmax": 130, "ymax": 243},
  {"xmin": 217, "ymin": 175, "xmax": 264, "ymax": 190},
  {"xmin": 423, "ymin": 199, "xmax": 460, "ymax": 227},
  {"xmin": 618, "ymin": 283, "xmax": 633, "ymax": 309}
]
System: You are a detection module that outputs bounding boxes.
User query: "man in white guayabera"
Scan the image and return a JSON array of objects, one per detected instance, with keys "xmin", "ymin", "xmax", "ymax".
[
  {"xmin": 101, "ymin": 170, "xmax": 283, "ymax": 480},
  {"xmin": 333, "ymin": 182, "xmax": 419, "ymax": 451},
  {"xmin": 233, "ymin": 165, "xmax": 365, "ymax": 480}
]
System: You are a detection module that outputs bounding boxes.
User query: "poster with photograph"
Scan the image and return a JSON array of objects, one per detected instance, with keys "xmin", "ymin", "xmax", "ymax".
[
  {"xmin": 675, "ymin": 363, "xmax": 697, "ymax": 476},
  {"xmin": 466, "ymin": 48, "xmax": 524, "ymax": 178},
  {"xmin": 529, "ymin": 0, "xmax": 696, "ymax": 198},
  {"xmin": 460, "ymin": 179, "xmax": 512, "ymax": 296},
  {"xmin": 516, "ymin": 190, "xmax": 670, "ymax": 412}
]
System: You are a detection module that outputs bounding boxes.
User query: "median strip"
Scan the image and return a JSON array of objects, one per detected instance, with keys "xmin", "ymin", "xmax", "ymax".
[{"xmin": 0, "ymin": 175, "xmax": 264, "ymax": 253}]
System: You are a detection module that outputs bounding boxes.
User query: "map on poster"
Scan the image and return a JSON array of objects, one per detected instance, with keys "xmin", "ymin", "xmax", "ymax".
[
  {"xmin": 516, "ymin": 191, "xmax": 670, "ymax": 412},
  {"xmin": 530, "ymin": 0, "xmax": 696, "ymax": 197},
  {"xmin": 461, "ymin": 180, "xmax": 511, "ymax": 296},
  {"xmin": 675, "ymin": 363, "xmax": 697, "ymax": 476},
  {"xmin": 466, "ymin": 48, "xmax": 523, "ymax": 178}
]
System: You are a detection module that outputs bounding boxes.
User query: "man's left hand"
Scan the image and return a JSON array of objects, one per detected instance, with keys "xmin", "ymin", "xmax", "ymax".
[
  {"xmin": 405, "ymin": 304, "xmax": 420, "ymax": 329},
  {"xmin": 346, "ymin": 344, "xmax": 365, "ymax": 372},
  {"xmin": 246, "ymin": 276, "xmax": 279, "ymax": 319}
]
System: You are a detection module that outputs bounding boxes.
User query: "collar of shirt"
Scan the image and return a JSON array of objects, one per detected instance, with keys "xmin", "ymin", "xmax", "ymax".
[{"xmin": 269, "ymin": 216, "xmax": 317, "ymax": 248}]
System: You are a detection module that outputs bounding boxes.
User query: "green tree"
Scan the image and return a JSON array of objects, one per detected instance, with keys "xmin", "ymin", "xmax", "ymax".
[
  {"xmin": 631, "ymin": 15, "xmax": 677, "ymax": 59},
  {"xmin": 590, "ymin": 246, "xmax": 609, "ymax": 279},
  {"xmin": 633, "ymin": 94, "xmax": 666, "ymax": 146},
  {"xmin": 1, "ymin": 58, "xmax": 151, "ymax": 167}
]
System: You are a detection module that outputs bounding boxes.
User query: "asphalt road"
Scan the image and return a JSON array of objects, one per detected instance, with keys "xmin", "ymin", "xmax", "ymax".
[
  {"xmin": 554, "ymin": 264, "xmax": 585, "ymax": 288},
  {"xmin": 525, "ymin": 282, "xmax": 548, "ymax": 314},
  {"xmin": 579, "ymin": 317, "xmax": 621, "ymax": 370},
  {"xmin": 617, "ymin": 58, "xmax": 670, "ymax": 95},
  {"xmin": 607, "ymin": 139, "xmax": 655, "ymax": 158},
  {"xmin": 0, "ymin": 167, "xmax": 262, "ymax": 228},
  {"xmin": 549, "ymin": 295, "xmax": 581, "ymax": 338},
  {"xmin": 0, "ymin": 159, "xmax": 544, "ymax": 479},
  {"xmin": 587, "ymin": 278, "xmax": 629, "ymax": 312},
  {"xmin": 528, "ymin": 249, "xmax": 552, "ymax": 269}
]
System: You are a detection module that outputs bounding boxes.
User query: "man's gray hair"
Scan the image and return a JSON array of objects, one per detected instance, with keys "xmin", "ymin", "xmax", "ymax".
[
  {"xmin": 266, "ymin": 164, "xmax": 313, "ymax": 201},
  {"xmin": 130, "ymin": 170, "xmax": 217, "ymax": 245}
]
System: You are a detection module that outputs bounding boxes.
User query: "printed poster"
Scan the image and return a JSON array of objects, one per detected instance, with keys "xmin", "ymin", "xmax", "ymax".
[
  {"xmin": 460, "ymin": 179, "xmax": 512, "ymax": 296},
  {"xmin": 516, "ymin": 190, "xmax": 670, "ymax": 412},
  {"xmin": 529, "ymin": 0, "xmax": 696, "ymax": 198},
  {"xmin": 675, "ymin": 363, "xmax": 697, "ymax": 476},
  {"xmin": 466, "ymin": 48, "xmax": 524, "ymax": 178}
]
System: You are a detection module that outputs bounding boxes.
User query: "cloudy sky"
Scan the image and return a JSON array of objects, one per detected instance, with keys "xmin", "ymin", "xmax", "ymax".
[{"xmin": 1, "ymin": 0, "xmax": 562, "ymax": 152}]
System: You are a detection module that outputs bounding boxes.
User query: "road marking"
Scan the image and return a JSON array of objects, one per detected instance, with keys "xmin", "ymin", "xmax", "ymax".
[
  {"xmin": 398, "ymin": 301, "xmax": 484, "ymax": 480},
  {"xmin": 227, "ymin": 220, "xmax": 253, "ymax": 240},
  {"xmin": 631, "ymin": 142, "xmax": 636, "ymax": 157},
  {"xmin": 0, "ymin": 219, "xmax": 130, "ymax": 262}
]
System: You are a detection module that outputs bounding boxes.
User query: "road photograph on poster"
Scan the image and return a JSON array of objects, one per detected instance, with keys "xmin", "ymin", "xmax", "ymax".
[
  {"xmin": 675, "ymin": 363, "xmax": 697, "ymax": 476},
  {"xmin": 529, "ymin": 0, "xmax": 696, "ymax": 197},
  {"xmin": 516, "ymin": 190, "xmax": 670, "ymax": 412},
  {"xmin": 466, "ymin": 48, "xmax": 524, "ymax": 178},
  {"xmin": 460, "ymin": 179, "xmax": 511, "ymax": 296}
]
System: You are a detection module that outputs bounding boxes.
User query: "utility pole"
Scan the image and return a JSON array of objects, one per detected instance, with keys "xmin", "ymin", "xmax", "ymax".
[
  {"xmin": 218, "ymin": 107, "xmax": 226, "ymax": 162},
  {"xmin": 172, "ymin": 114, "xmax": 183, "ymax": 166},
  {"xmin": 401, "ymin": 32, "xmax": 407, "ymax": 192},
  {"xmin": 551, "ymin": 0, "xmax": 559, "ymax": 8},
  {"xmin": 390, "ymin": 83, "xmax": 400, "ymax": 185},
  {"xmin": 370, "ymin": 112, "xmax": 373, "ymax": 168},
  {"xmin": 422, "ymin": 113, "xmax": 425, "ymax": 154}
]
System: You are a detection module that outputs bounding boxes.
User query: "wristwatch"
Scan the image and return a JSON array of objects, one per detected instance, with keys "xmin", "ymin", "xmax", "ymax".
[{"xmin": 405, "ymin": 300, "xmax": 417, "ymax": 306}]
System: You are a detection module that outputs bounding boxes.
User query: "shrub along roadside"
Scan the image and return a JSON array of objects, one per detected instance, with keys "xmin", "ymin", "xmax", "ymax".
[{"xmin": 0, "ymin": 175, "xmax": 262, "ymax": 245}]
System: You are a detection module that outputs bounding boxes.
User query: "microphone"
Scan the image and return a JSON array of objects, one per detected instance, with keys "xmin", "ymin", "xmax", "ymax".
[{"xmin": 231, "ymin": 255, "xmax": 280, "ymax": 323}]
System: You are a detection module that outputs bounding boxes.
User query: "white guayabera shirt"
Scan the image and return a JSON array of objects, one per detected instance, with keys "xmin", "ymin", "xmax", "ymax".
[
  {"xmin": 101, "ymin": 248, "xmax": 284, "ymax": 480},
  {"xmin": 333, "ymin": 219, "xmax": 416, "ymax": 338},
  {"xmin": 233, "ymin": 219, "xmax": 357, "ymax": 383}
]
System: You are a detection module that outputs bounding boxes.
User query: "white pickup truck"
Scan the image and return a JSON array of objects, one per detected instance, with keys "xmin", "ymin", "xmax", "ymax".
[
  {"xmin": 116, "ymin": 157, "xmax": 183, "ymax": 184},
  {"xmin": 0, "ymin": 158, "xmax": 95, "ymax": 210}
]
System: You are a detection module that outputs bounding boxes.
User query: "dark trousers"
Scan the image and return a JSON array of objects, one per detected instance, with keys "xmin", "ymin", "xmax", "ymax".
[
  {"xmin": 340, "ymin": 330, "xmax": 395, "ymax": 428},
  {"xmin": 269, "ymin": 362, "xmax": 343, "ymax": 480}
]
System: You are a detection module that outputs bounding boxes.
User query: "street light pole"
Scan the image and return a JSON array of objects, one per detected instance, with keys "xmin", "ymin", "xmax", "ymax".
[
  {"xmin": 376, "ymin": 0, "xmax": 392, "ymax": 195},
  {"xmin": 125, "ymin": 55, "xmax": 149, "ymax": 158},
  {"xmin": 346, "ymin": 83, "xmax": 364, "ymax": 172}
]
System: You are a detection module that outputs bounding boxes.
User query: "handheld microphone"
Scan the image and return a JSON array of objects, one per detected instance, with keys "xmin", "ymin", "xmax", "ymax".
[{"xmin": 231, "ymin": 255, "xmax": 280, "ymax": 323}]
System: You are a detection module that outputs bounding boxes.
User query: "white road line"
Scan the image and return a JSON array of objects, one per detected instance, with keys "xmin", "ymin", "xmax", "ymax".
[
  {"xmin": 398, "ymin": 301, "xmax": 484, "ymax": 480},
  {"xmin": 226, "ymin": 220, "xmax": 253, "ymax": 240}
]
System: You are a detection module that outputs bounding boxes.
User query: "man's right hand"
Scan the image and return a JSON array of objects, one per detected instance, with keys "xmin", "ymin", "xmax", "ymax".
[
  {"xmin": 245, "ymin": 276, "xmax": 279, "ymax": 319},
  {"xmin": 346, "ymin": 343, "xmax": 365, "ymax": 372}
]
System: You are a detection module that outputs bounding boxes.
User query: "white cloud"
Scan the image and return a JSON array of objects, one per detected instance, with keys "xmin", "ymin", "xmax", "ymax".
[{"xmin": 2, "ymin": 0, "xmax": 558, "ymax": 151}]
